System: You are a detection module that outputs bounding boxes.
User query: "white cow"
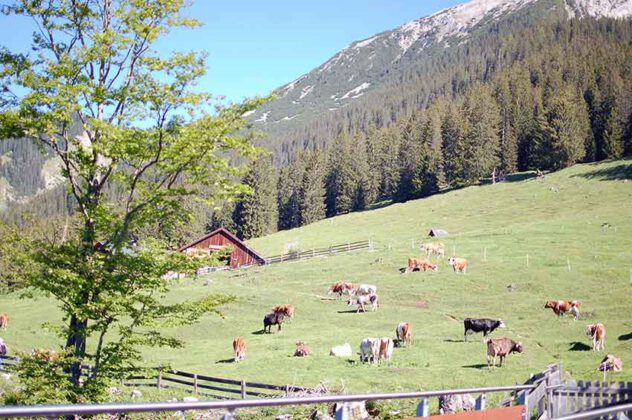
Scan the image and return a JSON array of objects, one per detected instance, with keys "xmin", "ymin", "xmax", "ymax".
[
  {"xmin": 330, "ymin": 343, "xmax": 353, "ymax": 357},
  {"xmin": 351, "ymin": 284, "xmax": 377, "ymax": 296},
  {"xmin": 347, "ymin": 293, "xmax": 379, "ymax": 313},
  {"xmin": 359, "ymin": 338, "xmax": 380, "ymax": 364}
]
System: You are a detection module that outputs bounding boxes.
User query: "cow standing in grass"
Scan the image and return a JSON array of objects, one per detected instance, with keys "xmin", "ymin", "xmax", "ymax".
[
  {"xmin": 464, "ymin": 318, "xmax": 506, "ymax": 342},
  {"xmin": 396, "ymin": 322, "xmax": 412, "ymax": 346},
  {"xmin": 449, "ymin": 257, "xmax": 468, "ymax": 273},
  {"xmin": 420, "ymin": 242, "xmax": 445, "ymax": 258},
  {"xmin": 0, "ymin": 314, "xmax": 8, "ymax": 330},
  {"xmin": 272, "ymin": 304, "xmax": 295, "ymax": 320},
  {"xmin": 544, "ymin": 300, "xmax": 581, "ymax": 320},
  {"xmin": 587, "ymin": 323, "xmax": 606, "ymax": 351},
  {"xmin": 486, "ymin": 337, "xmax": 523, "ymax": 369},
  {"xmin": 233, "ymin": 337, "xmax": 246, "ymax": 362},
  {"xmin": 348, "ymin": 293, "xmax": 379, "ymax": 313},
  {"xmin": 263, "ymin": 313, "xmax": 285, "ymax": 333}
]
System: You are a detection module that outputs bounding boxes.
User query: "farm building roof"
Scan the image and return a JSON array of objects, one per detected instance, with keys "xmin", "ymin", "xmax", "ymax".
[
  {"xmin": 178, "ymin": 227, "xmax": 267, "ymax": 267},
  {"xmin": 428, "ymin": 228, "xmax": 448, "ymax": 237}
]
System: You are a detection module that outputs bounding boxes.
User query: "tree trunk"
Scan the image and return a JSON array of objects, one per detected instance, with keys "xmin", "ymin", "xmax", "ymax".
[{"xmin": 65, "ymin": 315, "xmax": 88, "ymax": 386}]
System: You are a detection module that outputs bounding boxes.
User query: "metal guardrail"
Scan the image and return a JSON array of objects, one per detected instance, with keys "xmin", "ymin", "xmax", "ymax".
[
  {"xmin": 554, "ymin": 402, "xmax": 632, "ymax": 419},
  {"xmin": 0, "ymin": 384, "xmax": 534, "ymax": 418}
]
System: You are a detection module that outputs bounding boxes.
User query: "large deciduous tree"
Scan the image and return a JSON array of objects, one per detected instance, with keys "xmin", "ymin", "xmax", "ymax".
[{"xmin": 0, "ymin": 0, "xmax": 264, "ymax": 401}]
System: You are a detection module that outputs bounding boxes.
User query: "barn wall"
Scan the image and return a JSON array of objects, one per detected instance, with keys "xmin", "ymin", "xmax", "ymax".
[{"xmin": 183, "ymin": 231, "xmax": 262, "ymax": 268}]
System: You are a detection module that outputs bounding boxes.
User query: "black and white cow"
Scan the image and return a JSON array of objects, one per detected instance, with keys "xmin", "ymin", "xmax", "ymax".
[{"xmin": 463, "ymin": 318, "xmax": 506, "ymax": 342}]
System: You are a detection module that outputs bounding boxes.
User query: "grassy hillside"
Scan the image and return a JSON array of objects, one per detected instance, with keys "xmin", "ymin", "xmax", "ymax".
[{"xmin": 1, "ymin": 160, "xmax": 631, "ymax": 403}]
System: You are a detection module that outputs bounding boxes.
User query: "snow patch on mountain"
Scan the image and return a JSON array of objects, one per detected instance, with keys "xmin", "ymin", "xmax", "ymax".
[
  {"xmin": 353, "ymin": 35, "xmax": 380, "ymax": 49},
  {"xmin": 564, "ymin": 0, "xmax": 632, "ymax": 18},
  {"xmin": 274, "ymin": 115, "xmax": 299, "ymax": 123},
  {"xmin": 341, "ymin": 82, "xmax": 371, "ymax": 100},
  {"xmin": 300, "ymin": 85, "xmax": 314, "ymax": 99},
  {"xmin": 280, "ymin": 75, "xmax": 307, "ymax": 97},
  {"xmin": 255, "ymin": 111, "xmax": 270, "ymax": 123},
  {"xmin": 242, "ymin": 110, "xmax": 255, "ymax": 118}
]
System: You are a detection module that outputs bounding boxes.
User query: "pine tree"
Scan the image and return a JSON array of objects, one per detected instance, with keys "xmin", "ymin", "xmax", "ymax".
[
  {"xmin": 602, "ymin": 99, "xmax": 624, "ymax": 159},
  {"xmin": 442, "ymin": 102, "xmax": 468, "ymax": 186},
  {"xmin": 395, "ymin": 113, "xmax": 423, "ymax": 201},
  {"xmin": 299, "ymin": 151, "xmax": 327, "ymax": 225},
  {"xmin": 277, "ymin": 159, "xmax": 304, "ymax": 230},
  {"xmin": 462, "ymin": 84, "xmax": 501, "ymax": 183},
  {"xmin": 325, "ymin": 133, "xmax": 360, "ymax": 216},
  {"xmin": 496, "ymin": 77, "xmax": 518, "ymax": 173},
  {"xmin": 233, "ymin": 156, "xmax": 278, "ymax": 240},
  {"xmin": 546, "ymin": 86, "xmax": 590, "ymax": 169}
]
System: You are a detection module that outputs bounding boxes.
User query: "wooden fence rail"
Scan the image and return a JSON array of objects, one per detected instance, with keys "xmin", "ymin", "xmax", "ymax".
[
  {"xmin": 0, "ymin": 356, "xmax": 304, "ymax": 400},
  {"xmin": 265, "ymin": 240, "xmax": 372, "ymax": 265}
]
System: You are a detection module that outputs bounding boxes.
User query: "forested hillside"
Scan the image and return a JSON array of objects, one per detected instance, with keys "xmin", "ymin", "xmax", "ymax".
[
  {"xmin": 215, "ymin": 15, "xmax": 632, "ymax": 239},
  {"xmin": 2, "ymin": 0, "xmax": 632, "ymax": 244}
]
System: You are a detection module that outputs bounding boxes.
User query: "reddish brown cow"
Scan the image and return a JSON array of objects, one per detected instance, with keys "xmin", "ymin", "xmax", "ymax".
[
  {"xmin": 0, "ymin": 313, "xmax": 8, "ymax": 330},
  {"xmin": 486, "ymin": 337, "xmax": 523, "ymax": 369},
  {"xmin": 233, "ymin": 337, "xmax": 246, "ymax": 362},
  {"xmin": 396, "ymin": 322, "xmax": 412, "ymax": 346},
  {"xmin": 293, "ymin": 341, "xmax": 312, "ymax": 357},
  {"xmin": 544, "ymin": 300, "xmax": 581, "ymax": 320},
  {"xmin": 404, "ymin": 258, "xmax": 438, "ymax": 273},
  {"xmin": 328, "ymin": 282, "xmax": 354, "ymax": 297},
  {"xmin": 272, "ymin": 304, "xmax": 295, "ymax": 319}
]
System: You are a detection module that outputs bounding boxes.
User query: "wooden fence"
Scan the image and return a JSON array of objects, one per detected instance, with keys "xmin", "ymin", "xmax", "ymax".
[
  {"xmin": 0, "ymin": 356, "xmax": 305, "ymax": 400},
  {"xmin": 125, "ymin": 368, "xmax": 308, "ymax": 399},
  {"xmin": 265, "ymin": 240, "xmax": 372, "ymax": 265},
  {"xmin": 514, "ymin": 364, "xmax": 632, "ymax": 419}
]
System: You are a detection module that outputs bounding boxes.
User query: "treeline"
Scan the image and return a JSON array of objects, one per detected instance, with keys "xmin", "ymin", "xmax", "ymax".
[{"xmin": 214, "ymin": 17, "xmax": 632, "ymax": 239}]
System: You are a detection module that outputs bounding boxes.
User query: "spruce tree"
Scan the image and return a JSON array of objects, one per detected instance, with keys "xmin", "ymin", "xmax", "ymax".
[
  {"xmin": 325, "ymin": 133, "xmax": 359, "ymax": 215},
  {"xmin": 299, "ymin": 151, "xmax": 327, "ymax": 225},
  {"xmin": 277, "ymin": 160, "xmax": 304, "ymax": 230},
  {"xmin": 442, "ymin": 102, "xmax": 468, "ymax": 186},
  {"xmin": 234, "ymin": 156, "xmax": 278, "ymax": 239},
  {"xmin": 546, "ymin": 86, "xmax": 590, "ymax": 169},
  {"xmin": 395, "ymin": 113, "xmax": 423, "ymax": 201},
  {"xmin": 602, "ymin": 99, "xmax": 624, "ymax": 159}
]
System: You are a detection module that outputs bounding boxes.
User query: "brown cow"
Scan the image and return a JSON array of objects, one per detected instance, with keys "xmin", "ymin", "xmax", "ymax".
[
  {"xmin": 396, "ymin": 322, "xmax": 412, "ymax": 346},
  {"xmin": 448, "ymin": 257, "xmax": 468, "ymax": 273},
  {"xmin": 233, "ymin": 337, "xmax": 246, "ymax": 362},
  {"xmin": 272, "ymin": 304, "xmax": 295, "ymax": 319},
  {"xmin": 420, "ymin": 242, "xmax": 445, "ymax": 258},
  {"xmin": 327, "ymin": 282, "xmax": 354, "ymax": 298},
  {"xmin": 587, "ymin": 323, "xmax": 606, "ymax": 351},
  {"xmin": 544, "ymin": 300, "xmax": 581, "ymax": 320},
  {"xmin": 0, "ymin": 313, "xmax": 8, "ymax": 330},
  {"xmin": 293, "ymin": 341, "xmax": 312, "ymax": 357},
  {"xmin": 486, "ymin": 337, "xmax": 523, "ymax": 369},
  {"xmin": 404, "ymin": 258, "xmax": 438, "ymax": 274}
]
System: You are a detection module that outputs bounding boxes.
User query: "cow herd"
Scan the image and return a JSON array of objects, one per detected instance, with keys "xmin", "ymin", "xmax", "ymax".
[{"xmin": 228, "ymin": 240, "xmax": 621, "ymax": 375}]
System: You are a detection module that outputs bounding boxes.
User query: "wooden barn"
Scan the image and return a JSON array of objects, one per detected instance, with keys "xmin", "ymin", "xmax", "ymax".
[{"xmin": 178, "ymin": 227, "xmax": 267, "ymax": 269}]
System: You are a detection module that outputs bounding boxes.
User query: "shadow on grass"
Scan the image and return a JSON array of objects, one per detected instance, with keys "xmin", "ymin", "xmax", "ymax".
[
  {"xmin": 462, "ymin": 364, "xmax": 488, "ymax": 369},
  {"xmin": 251, "ymin": 329, "xmax": 267, "ymax": 335},
  {"xmin": 337, "ymin": 309, "xmax": 361, "ymax": 314},
  {"xmin": 443, "ymin": 339, "xmax": 463, "ymax": 343},
  {"xmin": 569, "ymin": 341, "xmax": 591, "ymax": 351},
  {"xmin": 216, "ymin": 358, "xmax": 235, "ymax": 364},
  {"xmin": 571, "ymin": 160, "xmax": 632, "ymax": 181},
  {"xmin": 618, "ymin": 332, "xmax": 632, "ymax": 341}
]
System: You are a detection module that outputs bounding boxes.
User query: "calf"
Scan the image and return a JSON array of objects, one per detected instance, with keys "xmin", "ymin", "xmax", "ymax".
[
  {"xmin": 544, "ymin": 300, "xmax": 581, "ymax": 320},
  {"xmin": 486, "ymin": 337, "xmax": 523, "ymax": 369},
  {"xmin": 232, "ymin": 337, "xmax": 246, "ymax": 362},
  {"xmin": 448, "ymin": 257, "xmax": 468, "ymax": 273},
  {"xmin": 464, "ymin": 318, "xmax": 506, "ymax": 342},
  {"xmin": 439, "ymin": 394, "xmax": 475, "ymax": 414},
  {"xmin": 598, "ymin": 354, "xmax": 622, "ymax": 372},
  {"xmin": 396, "ymin": 322, "xmax": 412, "ymax": 346},
  {"xmin": 587, "ymin": 323, "xmax": 606, "ymax": 351},
  {"xmin": 294, "ymin": 341, "xmax": 312, "ymax": 357},
  {"xmin": 272, "ymin": 304, "xmax": 295, "ymax": 319},
  {"xmin": 0, "ymin": 313, "xmax": 8, "ymax": 330},
  {"xmin": 347, "ymin": 293, "xmax": 379, "ymax": 313},
  {"xmin": 378, "ymin": 337, "xmax": 394, "ymax": 362},
  {"xmin": 350, "ymin": 284, "xmax": 377, "ymax": 296},
  {"xmin": 328, "ymin": 282, "xmax": 354, "ymax": 298},
  {"xmin": 420, "ymin": 242, "xmax": 445, "ymax": 258},
  {"xmin": 359, "ymin": 338, "xmax": 380, "ymax": 364},
  {"xmin": 0, "ymin": 339, "xmax": 7, "ymax": 356},
  {"xmin": 263, "ymin": 313, "xmax": 285, "ymax": 333}
]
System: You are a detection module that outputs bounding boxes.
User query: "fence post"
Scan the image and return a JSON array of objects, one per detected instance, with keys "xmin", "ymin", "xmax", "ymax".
[
  {"xmin": 476, "ymin": 394, "xmax": 486, "ymax": 411},
  {"xmin": 156, "ymin": 367, "xmax": 162, "ymax": 391},
  {"xmin": 221, "ymin": 410, "xmax": 235, "ymax": 420},
  {"xmin": 416, "ymin": 399, "xmax": 430, "ymax": 417},
  {"xmin": 193, "ymin": 373, "xmax": 198, "ymax": 395},
  {"xmin": 241, "ymin": 380, "xmax": 246, "ymax": 399}
]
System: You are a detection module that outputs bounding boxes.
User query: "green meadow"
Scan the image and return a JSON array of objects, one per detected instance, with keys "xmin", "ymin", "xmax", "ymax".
[{"xmin": 1, "ymin": 159, "xmax": 631, "ymax": 402}]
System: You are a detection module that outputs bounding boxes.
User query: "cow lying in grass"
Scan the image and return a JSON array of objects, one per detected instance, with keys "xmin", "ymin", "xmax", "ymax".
[
  {"xmin": 404, "ymin": 258, "xmax": 438, "ymax": 273},
  {"xmin": 486, "ymin": 337, "xmax": 523, "ymax": 369},
  {"xmin": 263, "ymin": 313, "xmax": 285, "ymax": 333},
  {"xmin": 598, "ymin": 354, "xmax": 622, "ymax": 372}
]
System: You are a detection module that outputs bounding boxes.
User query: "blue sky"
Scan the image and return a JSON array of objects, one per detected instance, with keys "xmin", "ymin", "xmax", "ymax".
[{"xmin": 0, "ymin": 0, "xmax": 464, "ymax": 104}]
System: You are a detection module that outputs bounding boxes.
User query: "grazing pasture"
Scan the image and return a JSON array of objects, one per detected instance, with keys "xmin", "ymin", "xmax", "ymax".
[{"xmin": 0, "ymin": 160, "xmax": 631, "ymax": 396}]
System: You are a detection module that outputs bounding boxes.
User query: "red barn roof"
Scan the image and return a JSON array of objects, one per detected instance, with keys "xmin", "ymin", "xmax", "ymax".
[{"xmin": 178, "ymin": 227, "xmax": 267, "ymax": 268}]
